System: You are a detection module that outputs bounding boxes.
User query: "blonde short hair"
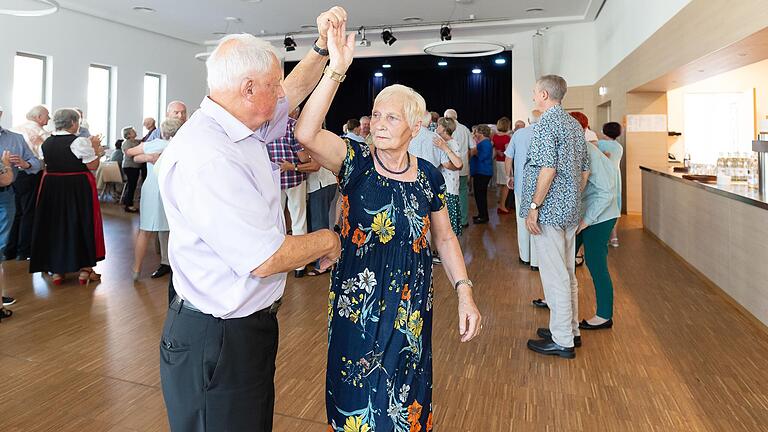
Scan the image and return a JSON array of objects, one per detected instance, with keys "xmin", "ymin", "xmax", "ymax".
[{"xmin": 373, "ymin": 84, "xmax": 427, "ymax": 128}]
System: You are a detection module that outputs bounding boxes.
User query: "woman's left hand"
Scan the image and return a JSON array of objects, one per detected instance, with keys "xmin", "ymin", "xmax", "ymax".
[
  {"xmin": 457, "ymin": 287, "xmax": 482, "ymax": 342},
  {"xmin": 327, "ymin": 19, "xmax": 356, "ymax": 73}
]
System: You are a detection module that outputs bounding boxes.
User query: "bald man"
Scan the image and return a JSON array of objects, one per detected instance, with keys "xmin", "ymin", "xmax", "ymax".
[
  {"xmin": 146, "ymin": 101, "xmax": 187, "ymax": 142},
  {"xmin": 141, "ymin": 117, "xmax": 157, "ymax": 142}
]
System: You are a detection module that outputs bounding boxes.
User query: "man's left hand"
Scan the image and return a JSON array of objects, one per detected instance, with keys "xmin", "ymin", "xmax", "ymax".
[
  {"xmin": 9, "ymin": 154, "xmax": 29, "ymax": 169},
  {"xmin": 297, "ymin": 160, "xmax": 321, "ymax": 172},
  {"xmin": 278, "ymin": 160, "xmax": 295, "ymax": 172},
  {"xmin": 316, "ymin": 6, "xmax": 348, "ymax": 47},
  {"xmin": 525, "ymin": 209, "xmax": 542, "ymax": 235}
]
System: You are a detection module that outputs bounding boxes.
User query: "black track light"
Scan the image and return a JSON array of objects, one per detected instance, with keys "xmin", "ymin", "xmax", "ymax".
[
  {"xmin": 440, "ymin": 25, "xmax": 452, "ymax": 41},
  {"xmin": 381, "ymin": 29, "xmax": 397, "ymax": 46},
  {"xmin": 283, "ymin": 35, "xmax": 296, "ymax": 51}
]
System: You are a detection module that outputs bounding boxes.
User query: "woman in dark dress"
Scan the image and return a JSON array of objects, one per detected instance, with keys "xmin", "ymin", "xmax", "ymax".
[
  {"xmin": 30, "ymin": 108, "xmax": 105, "ymax": 285},
  {"xmin": 295, "ymin": 23, "xmax": 482, "ymax": 432}
]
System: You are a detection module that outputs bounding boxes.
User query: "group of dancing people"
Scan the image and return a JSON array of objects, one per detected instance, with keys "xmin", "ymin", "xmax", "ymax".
[{"xmin": 1, "ymin": 4, "xmax": 624, "ymax": 430}]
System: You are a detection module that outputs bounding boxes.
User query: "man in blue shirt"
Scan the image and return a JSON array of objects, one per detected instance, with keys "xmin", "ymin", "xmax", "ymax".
[
  {"xmin": 0, "ymin": 107, "xmax": 42, "ymax": 308},
  {"xmin": 470, "ymin": 124, "xmax": 494, "ymax": 223},
  {"xmin": 505, "ymin": 111, "xmax": 540, "ymax": 270},
  {"xmin": 520, "ymin": 75, "xmax": 590, "ymax": 359}
]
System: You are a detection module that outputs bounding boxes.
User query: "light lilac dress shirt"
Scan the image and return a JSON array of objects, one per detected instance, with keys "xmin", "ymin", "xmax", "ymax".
[{"xmin": 158, "ymin": 96, "xmax": 289, "ymax": 318}]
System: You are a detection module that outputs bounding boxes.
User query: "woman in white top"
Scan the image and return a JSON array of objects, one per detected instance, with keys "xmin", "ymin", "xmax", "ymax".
[
  {"xmin": 434, "ymin": 117, "xmax": 464, "ymax": 236},
  {"xmin": 125, "ymin": 119, "xmax": 183, "ymax": 280}
]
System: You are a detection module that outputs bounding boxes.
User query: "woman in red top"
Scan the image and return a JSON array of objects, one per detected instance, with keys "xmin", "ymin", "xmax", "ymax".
[{"xmin": 492, "ymin": 117, "xmax": 512, "ymax": 214}]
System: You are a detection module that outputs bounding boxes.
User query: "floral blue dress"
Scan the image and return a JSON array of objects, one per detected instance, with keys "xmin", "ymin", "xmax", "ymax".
[{"xmin": 327, "ymin": 139, "xmax": 446, "ymax": 432}]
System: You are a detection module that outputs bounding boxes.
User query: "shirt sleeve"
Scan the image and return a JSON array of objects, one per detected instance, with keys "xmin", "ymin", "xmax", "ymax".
[
  {"xmin": 143, "ymin": 139, "xmax": 168, "ymax": 154},
  {"xmin": 71, "ymin": 137, "xmax": 98, "ymax": 163},
  {"xmin": 337, "ymin": 138, "xmax": 371, "ymax": 194},
  {"xmin": 504, "ymin": 136, "xmax": 516, "ymax": 159},
  {"xmin": 426, "ymin": 164, "xmax": 447, "ymax": 212},
  {"xmin": 581, "ymin": 141, "xmax": 591, "ymax": 172},
  {"xmin": 175, "ymin": 156, "xmax": 286, "ymax": 276}
]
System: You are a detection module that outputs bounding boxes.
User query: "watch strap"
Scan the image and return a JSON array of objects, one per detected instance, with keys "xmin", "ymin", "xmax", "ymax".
[
  {"xmin": 313, "ymin": 39, "xmax": 329, "ymax": 56},
  {"xmin": 454, "ymin": 279, "xmax": 473, "ymax": 291}
]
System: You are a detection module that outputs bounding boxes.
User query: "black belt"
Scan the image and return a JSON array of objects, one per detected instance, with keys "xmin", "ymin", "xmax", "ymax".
[{"xmin": 170, "ymin": 295, "xmax": 282, "ymax": 316}]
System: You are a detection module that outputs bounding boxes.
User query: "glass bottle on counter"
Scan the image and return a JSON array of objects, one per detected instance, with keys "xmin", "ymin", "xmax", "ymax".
[{"xmin": 749, "ymin": 153, "xmax": 760, "ymax": 189}]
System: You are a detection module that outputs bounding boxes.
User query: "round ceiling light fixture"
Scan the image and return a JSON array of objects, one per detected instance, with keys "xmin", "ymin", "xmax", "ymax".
[
  {"xmin": 424, "ymin": 40, "xmax": 506, "ymax": 58},
  {"xmin": 0, "ymin": 0, "xmax": 60, "ymax": 17},
  {"xmin": 402, "ymin": 16, "xmax": 423, "ymax": 23}
]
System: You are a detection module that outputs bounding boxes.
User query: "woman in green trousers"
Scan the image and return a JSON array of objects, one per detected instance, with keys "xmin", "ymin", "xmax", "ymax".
[{"xmin": 576, "ymin": 141, "xmax": 620, "ymax": 330}]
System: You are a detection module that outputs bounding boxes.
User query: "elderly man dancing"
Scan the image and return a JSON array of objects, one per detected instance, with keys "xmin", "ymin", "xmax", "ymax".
[{"xmin": 157, "ymin": 7, "xmax": 346, "ymax": 431}]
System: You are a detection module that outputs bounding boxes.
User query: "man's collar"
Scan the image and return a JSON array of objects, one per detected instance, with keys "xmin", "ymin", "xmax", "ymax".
[{"xmin": 200, "ymin": 96, "xmax": 287, "ymax": 143}]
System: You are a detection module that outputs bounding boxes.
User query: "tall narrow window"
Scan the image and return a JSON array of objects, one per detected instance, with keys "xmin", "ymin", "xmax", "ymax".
[
  {"xmin": 12, "ymin": 53, "xmax": 47, "ymax": 126},
  {"xmin": 143, "ymin": 73, "xmax": 163, "ymax": 133},
  {"xmin": 87, "ymin": 64, "xmax": 114, "ymax": 144}
]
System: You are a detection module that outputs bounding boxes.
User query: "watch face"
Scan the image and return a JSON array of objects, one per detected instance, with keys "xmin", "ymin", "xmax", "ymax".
[{"xmin": 530, "ymin": 202, "xmax": 538, "ymax": 210}]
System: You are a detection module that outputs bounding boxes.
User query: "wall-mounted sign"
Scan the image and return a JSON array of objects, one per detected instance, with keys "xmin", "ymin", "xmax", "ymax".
[{"xmin": 626, "ymin": 114, "xmax": 667, "ymax": 132}]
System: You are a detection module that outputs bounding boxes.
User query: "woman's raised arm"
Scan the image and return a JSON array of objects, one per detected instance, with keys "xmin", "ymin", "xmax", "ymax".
[{"xmin": 294, "ymin": 21, "xmax": 356, "ymax": 174}]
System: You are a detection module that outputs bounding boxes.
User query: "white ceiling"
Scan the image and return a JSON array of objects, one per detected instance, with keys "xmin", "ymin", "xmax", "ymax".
[{"xmin": 55, "ymin": 0, "xmax": 606, "ymax": 44}]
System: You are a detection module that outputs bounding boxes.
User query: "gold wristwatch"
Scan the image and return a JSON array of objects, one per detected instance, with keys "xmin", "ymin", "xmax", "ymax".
[{"xmin": 323, "ymin": 66, "xmax": 346, "ymax": 83}]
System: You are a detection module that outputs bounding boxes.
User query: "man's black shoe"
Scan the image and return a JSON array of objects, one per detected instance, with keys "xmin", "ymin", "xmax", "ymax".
[
  {"xmin": 530, "ymin": 266, "xmax": 539, "ymax": 272},
  {"xmin": 519, "ymin": 258, "xmax": 530, "ymax": 265},
  {"xmin": 531, "ymin": 298, "xmax": 548, "ymax": 308},
  {"xmin": 151, "ymin": 264, "xmax": 172, "ymax": 279},
  {"xmin": 294, "ymin": 269, "xmax": 306, "ymax": 278},
  {"xmin": 536, "ymin": 328, "xmax": 581, "ymax": 347},
  {"xmin": 527, "ymin": 338, "xmax": 575, "ymax": 359},
  {"xmin": 472, "ymin": 217, "xmax": 489, "ymax": 224},
  {"xmin": 16, "ymin": 255, "xmax": 29, "ymax": 261}
]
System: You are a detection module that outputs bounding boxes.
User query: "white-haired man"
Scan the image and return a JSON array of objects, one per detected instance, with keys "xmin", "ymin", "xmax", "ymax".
[
  {"xmin": 521, "ymin": 75, "xmax": 590, "ymax": 359},
  {"xmin": 140, "ymin": 117, "xmax": 156, "ymax": 142},
  {"xmin": 7, "ymin": 105, "xmax": 49, "ymax": 261},
  {"xmin": 444, "ymin": 108, "xmax": 473, "ymax": 227},
  {"xmin": 157, "ymin": 7, "xmax": 345, "ymax": 431}
]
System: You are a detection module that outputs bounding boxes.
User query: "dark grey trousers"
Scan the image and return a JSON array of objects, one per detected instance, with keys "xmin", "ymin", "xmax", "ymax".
[{"xmin": 160, "ymin": 296, "xmax": 279, "ymax": 432}]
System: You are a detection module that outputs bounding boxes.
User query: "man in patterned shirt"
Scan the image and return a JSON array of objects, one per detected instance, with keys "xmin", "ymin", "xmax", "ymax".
[
  {"xmin": 267, "ymin": 107, "xmax": 312, "ymax": 277},
  {"xmin": 520, "ymin": 75, "xmax": 590, "ymax": 359}
]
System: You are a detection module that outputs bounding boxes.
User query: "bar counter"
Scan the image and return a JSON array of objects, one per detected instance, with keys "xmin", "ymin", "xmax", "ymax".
[{"xmin": 641, "ymin": 166, "xmax": 768, "ymax": 326}]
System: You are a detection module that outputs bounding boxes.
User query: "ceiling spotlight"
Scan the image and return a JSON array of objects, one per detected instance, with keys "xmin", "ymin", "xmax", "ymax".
[
  {"xmin": 374, "ymin": 72, "xmax": 384, "ymax": 77},
  {"xmin": 438, "ymin": 60, "xmax": 448, "ymax": 67},
  {"xmin": 472, "ymin": 68, "xmax": 482, "ymax": 74},
  {"xmin": 283, "ymin": 35, "xmax": 296, "ymax": 51},
  {"xmin": 381, "ymin": 29, "xmax": 397, "ymax": 46},
  {"xmin": 494, "ymin": 58, "xmax": 506, "ymax": 65},
  {"xmin": 440, "ymin": 25, "xmax": 452, "ymax": 41},
  {"xmin": 382, "ymin": 63, "xmax": 391, "ymax": 68}
]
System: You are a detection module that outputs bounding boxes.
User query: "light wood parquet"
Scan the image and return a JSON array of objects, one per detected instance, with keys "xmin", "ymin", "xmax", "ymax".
[{"xmin": 1, "ymin": 203, "xmax": 768, "ymax": 431}]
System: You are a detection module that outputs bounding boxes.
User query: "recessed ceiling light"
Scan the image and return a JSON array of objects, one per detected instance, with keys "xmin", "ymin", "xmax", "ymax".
[
  {"xmin": 402, "ymin": 16, "xmax": 423, "ymax": 23},
  {"xmin": 472, "ymin": 68, "xmax": 482, "ymax": 74},
  {"xmin": 438, "ymin": 60, "xmax": 448, "ymax": 66},
  {"xmin": 132, "ymin": 6, "xmax": 155, "ymax": 13},
  {"xmin": 382, "ymin": 63, "xmax": 391, "ymax": 68},
  {"xmin": 526, "ymin": 7, "xmax": 544, "ymax": 13},
  {"xmin": 225, "ymin": 16, "xmax": 241, "ymax": 22},
  {"xmin": 494, "ymin": 58, "xmax": 506, "ymax": 65},
  {"xmin": 300, "ymin": 24, "xmax": 317, "ymax": 29},
  {"xmin": 374, "ymin": 72, "xmax": 383, "ymax": 77}
]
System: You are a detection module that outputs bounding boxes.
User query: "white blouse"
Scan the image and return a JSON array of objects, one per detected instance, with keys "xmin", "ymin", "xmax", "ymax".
[{"xmin": 45, "ymin": 131, "xmax": 98, "ymax": 163}]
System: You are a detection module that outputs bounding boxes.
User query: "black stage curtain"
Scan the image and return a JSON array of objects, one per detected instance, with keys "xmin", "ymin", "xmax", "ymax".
[{"xmin": 285, "ymin": 52, "xmax": 512, "ymax": 134}]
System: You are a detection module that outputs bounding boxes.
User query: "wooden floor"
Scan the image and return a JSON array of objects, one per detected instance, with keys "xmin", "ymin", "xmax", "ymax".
[{"xmin": 2, "ymin": 201, "xmax": 768, "ymax": 431}]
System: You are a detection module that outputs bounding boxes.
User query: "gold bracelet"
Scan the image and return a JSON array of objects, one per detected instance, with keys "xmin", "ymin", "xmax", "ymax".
[{"xmin": 323, "ymin": 66, "xmax": 346, "ymax": 83}]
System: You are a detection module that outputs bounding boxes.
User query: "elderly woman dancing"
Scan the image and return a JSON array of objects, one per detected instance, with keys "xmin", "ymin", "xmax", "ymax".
[{"xmin": 295, "ymin": 22, "xmax": 482, "ymax": 432}]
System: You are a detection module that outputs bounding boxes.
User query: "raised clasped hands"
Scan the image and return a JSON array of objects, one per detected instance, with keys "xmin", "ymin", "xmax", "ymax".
[{"xmin": 325, "ymin": 15, "xmax": 356, "ymax": 73}]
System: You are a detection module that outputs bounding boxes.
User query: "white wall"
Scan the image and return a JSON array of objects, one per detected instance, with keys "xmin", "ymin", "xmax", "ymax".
[
  {"xmin": 0, "ymin": 9, "xmax": 207, "ymax": 142},
  {"xmin": 594, "ymin": 0, "xmax": 692, "ymax": 79}
]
